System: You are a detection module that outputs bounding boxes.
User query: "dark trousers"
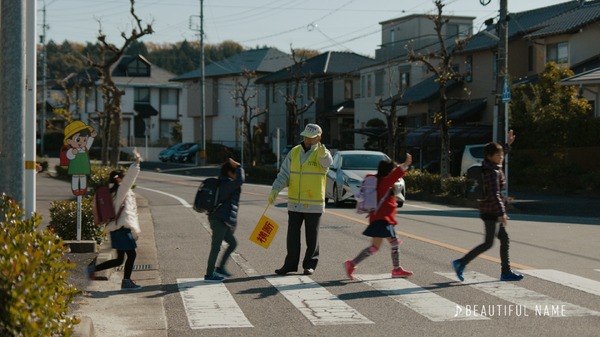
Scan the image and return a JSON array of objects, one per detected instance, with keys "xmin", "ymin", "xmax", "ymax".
[
  {"xmin": 459, "ymin": 218, "xmax": 511, "ymax": 274},
  {"xmin": 95, "ymin": 250, "xmax": 137, "ymax": 279},
  {"xmin": 206, "ymin": 217, "xmax": 237, "ymax": 276},
  {"xmin": 282, "ymin": 211, "xmax": 321, "ymax": 270}
]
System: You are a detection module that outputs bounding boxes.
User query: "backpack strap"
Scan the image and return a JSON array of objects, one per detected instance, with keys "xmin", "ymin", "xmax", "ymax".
[{"xmin": 372, "ymin": 179, "xmax": 392, "ymax": 214}]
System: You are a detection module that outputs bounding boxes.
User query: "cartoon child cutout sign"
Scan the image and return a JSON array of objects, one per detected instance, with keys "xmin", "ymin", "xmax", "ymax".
[{"xmin": 63, "ymin": 121, "xmax": 96, "ymax": 196}]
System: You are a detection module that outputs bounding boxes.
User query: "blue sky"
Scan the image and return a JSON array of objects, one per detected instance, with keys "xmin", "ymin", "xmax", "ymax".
[{"xmin": 40, "ymin": 0, "xmax": 573, "ymax": 56}]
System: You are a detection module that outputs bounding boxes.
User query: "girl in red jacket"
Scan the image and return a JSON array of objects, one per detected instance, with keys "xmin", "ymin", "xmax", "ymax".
[{"xmin": 345, "ymin": 153, "xmax": 412, "ymax": 280}]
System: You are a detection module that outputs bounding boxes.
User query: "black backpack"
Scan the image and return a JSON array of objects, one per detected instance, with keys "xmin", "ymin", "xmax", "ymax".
[
  {"xmin": 465, "ymin": 165, "xmax": 487, "ymax": 201},
  {"xmin": 193, "ymin": 178, "xmax": 221, "ymax": 213}
]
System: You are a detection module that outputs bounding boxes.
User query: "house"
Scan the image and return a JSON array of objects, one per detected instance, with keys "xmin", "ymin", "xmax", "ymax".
[
  {"xmin": 171, "ymin": 48, "xmax": 294, "ymax": 154},
  {"xmin": 254, "ymin": 51, "xmax": 375, "ymax": 151},
  {"xmin": 59, "ymin": 54, "xmax": 183, "ymax": 147},
  {"xmin": 354, "ymin": 13, "xmax": 474, "ymax": 167},
  {"xmin": 369, "ymin": 0, "xmax": 600, "ymax": 174}
]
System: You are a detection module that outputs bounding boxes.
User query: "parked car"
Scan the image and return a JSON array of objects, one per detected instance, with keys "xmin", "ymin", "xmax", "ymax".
[
  {"xmin": 172, "ymin": 143, "xmax": 199, "ymax": 163},
  {"xmin": 325, "ymin": 150, "xmax": 406, "ymax": 207},
  {"xmin": 460, "ymin": 144, "xmax": 486, "ymax": 175},
  {"xmin": 158, "ymin": 143, "xmax": 189, "ymax": 162}
]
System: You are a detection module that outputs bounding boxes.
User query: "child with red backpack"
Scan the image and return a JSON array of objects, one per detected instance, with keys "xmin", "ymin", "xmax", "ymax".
[{"xmin": 344, "ymin": 153, "xmax": 412, "ymax": 280}]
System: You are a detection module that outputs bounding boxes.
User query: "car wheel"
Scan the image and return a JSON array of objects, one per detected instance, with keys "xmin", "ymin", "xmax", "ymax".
[{"xmin": 333, "ymin": 184, "xmax": 343, "ymax": 207}]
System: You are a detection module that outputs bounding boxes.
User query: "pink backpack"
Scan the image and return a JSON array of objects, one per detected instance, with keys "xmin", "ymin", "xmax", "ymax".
[{"xmin": 355, "ymin": 175, "xmax": 388, "ymax": 214}]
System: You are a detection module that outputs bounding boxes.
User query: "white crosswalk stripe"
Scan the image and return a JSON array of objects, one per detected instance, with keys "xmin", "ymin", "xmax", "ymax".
[
  {"xmin": 356, "ymin": 274, "xmax": 489, "ymax": 321},
  {"xmin": 436, "ymin": 271, "xmax": 600, "ymax": 317},
  {"xmin": 177, "ymin": 278, "xmax": 253, "ymax": 329},
  {"xmin": 265, "ymin": 275, "xmax": 374, "ymax": 325},
  {"xmin": 519, "ymin": 269, "xmax": 600, "ymax": 297}
]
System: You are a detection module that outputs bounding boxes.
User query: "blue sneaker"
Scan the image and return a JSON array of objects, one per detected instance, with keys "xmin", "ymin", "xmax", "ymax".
[
  {"xmin": 452, "ymin": 259, "xmax": 465, "ymax": 282},
  {"xmin": 500, "ymin": 270, "xmax": 524, "ymax": 281},
  {"xmin": 204, "ymin": 272, "xmax": 225, "ymax": 282},
  {"xmin": 215, "ymin": 267, "xmax": 232, "ymax": 278}
]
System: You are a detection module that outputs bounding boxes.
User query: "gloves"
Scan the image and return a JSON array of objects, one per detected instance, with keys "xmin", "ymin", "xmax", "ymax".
[
  {"xmin": 316, "ymin": 143, "xmax": 327, "ymax": 158},
  {"xmin": 268, "ymin": 190, "xmax": 279, "ymax": 204}
]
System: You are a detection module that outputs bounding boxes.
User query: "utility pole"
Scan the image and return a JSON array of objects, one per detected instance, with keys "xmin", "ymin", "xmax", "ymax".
[
  {"xmin": 495, "ymin": 0, "xmax": 509, "ymax": 145},
  {"xmin": 198, "ymin": 0, "xmax": 206, "ymax": 165},
  {"xmin": 39, "ymin": 0, "xmax": 47, "ymax": 155}
]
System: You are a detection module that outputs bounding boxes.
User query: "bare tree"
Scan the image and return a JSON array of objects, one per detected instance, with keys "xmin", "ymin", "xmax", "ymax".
[
  {"xmin": 283, "ymin": 47, "xmax": 316, "ymax": 144},
  {"xmin": 84, "ymin": 0, "xmax": 153, "ymax": 166},
  {"xmin": 406, "ymin": 0, "xmax": 468, "ymax": 177},
  {"xmin": 232, "ymin": 69, "xmax": 267, "ymax": 166},
  {"xmin": 375, "ymin": 65, "xmax": 408, "ymax": 161}
]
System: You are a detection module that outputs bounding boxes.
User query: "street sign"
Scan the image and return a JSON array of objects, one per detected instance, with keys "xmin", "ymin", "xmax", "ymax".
[{"xmin": 502, "ymin": 77, "xmax": 511, "ymax": 103}]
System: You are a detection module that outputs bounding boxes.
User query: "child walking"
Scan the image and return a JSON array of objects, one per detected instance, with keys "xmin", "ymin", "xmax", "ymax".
[
  {"xmin": 204, "ymin": 158, "xmax": 245, "ymax": 282},
  {"xmin": 452, "ymin": 130, "xmax": 524, "ymax": 282},
  {"xmin": 88, "ymin": 148, "xmax": 143, "ymax": 290},
  {"xmin": 345, "ymin": 153, "xmax": 412, "ymax": 280}
]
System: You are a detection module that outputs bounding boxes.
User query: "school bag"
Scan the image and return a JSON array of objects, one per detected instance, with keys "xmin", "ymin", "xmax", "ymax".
[
  {"xmin": 59, "ymin": 145, "xmax": 70, "ymax": 166},
  {"xmin": 465, "ymin": 165, "xmax": 487, "ymax": 201},
  {"xmin": 355, "ymin": 174, "xmax": 389, "ymax": 214},
  {"xmin": 92, "ymin": 186, "xmax": 124, "ymax": 226},
  {"xmin": 193, "ymin": 177, "xmax": 221, "ymax": 213}
]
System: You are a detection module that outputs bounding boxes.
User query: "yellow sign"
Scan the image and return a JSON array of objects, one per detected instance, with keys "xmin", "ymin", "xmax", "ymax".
[{"xmin": 249, "ymin": 207, "xmax": 279, "ymax": 249}]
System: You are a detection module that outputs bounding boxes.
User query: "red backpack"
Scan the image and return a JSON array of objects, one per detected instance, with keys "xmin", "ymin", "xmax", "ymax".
[
  {"xmin": 59, "ymin": 145, "xmax": 70, "ymax": 167},
  {"xmin": 92, "ymin": 186, "xmax": 124, "ymax": 226}
]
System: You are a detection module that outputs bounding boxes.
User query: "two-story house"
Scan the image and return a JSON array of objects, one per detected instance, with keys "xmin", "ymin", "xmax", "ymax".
[
  {"xmin": 60, "ymin": 54, "xmax": 183, "ymax": 147},
  {"xmin": 171, "ymin": 48, "xmax": 294, "ymax": 151},
  {"xmin": 255, "ymin": 51, "xmax": 375, "ymax": 151},
  {"xmin": 388, "ymin": 0, "xmax": 600, "ymax": 174}
]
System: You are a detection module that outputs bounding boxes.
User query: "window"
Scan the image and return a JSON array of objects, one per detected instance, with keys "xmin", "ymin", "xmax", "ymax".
[
  {"xmin": 367, "ymin": 74, "xmax": 372, "ymax": 97},
  {"xmin": 361, "ymin": 75, "xmax": 366, "ymax": 98},
  {"xmin": 492, "ymin": 53, "xmax": 497, "ymax": 80},
  {"xmin": 308, "ymin": 81, "xmax": 315, "ymax": 98},
  {"xmin": 528, "ymin": 46, "xmax": 534, "ymax": 72},
  {"xmin": 399, "ymin": 71, "xmax": 410, "ymax": 91},
  {"xmin": 134, "ymin": 88, "xmax": 150, "ymax": 103},
  {"xmin": 127, "ymin": 59, "xmax": 150, "ymax": 77},
  {"xmin": 160, "ymin": 89, "xmax": 177, "ymax": 105},
  {"xmin": 547, "ymin": 42, "xmax": 568, "ymax": 64},
  {"xmin": 390, "ymin": 29, "xmax": 395, "ymax": 48},
  {"xmin": 344, "ymin": 80, "xmax": 353, "ymax": 100},
  {"xmin": 272, "ymin": 84, "xmax": 277, "ymax": 103},
  {"xmin": 375, "ymin": 71, "xmax": 384, "ymax": 96}
]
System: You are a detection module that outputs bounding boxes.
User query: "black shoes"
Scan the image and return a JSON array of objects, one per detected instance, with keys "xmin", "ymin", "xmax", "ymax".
[{"xmin": 275, "ymin": 267, "xmax": 297, "ymax": 275}]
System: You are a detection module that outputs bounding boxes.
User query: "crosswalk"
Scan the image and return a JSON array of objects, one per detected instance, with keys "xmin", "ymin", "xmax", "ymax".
[{"xmin": 176, "ymin": 269, "xmax": 600, "ymax": 329}]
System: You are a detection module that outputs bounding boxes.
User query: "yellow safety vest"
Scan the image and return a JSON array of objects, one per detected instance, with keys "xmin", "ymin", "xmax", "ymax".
[{"xmin": 288, "ymin": 146, "xmax": 327, "ymax": 206}]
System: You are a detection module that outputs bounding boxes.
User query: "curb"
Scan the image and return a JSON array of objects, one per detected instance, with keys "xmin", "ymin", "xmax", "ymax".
[{"xmin": 72, "ymin": 316, "xmax": 95, "ymax": 337}]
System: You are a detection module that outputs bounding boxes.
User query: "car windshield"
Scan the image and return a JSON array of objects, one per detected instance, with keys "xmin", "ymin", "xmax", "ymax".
[
  {"xmin": 341, "ymin": 154, "xmax": 387, "ymax": 170},
  {"xmin": 179, "ymin": 143, "xmax": 194, "ymax": 151}
]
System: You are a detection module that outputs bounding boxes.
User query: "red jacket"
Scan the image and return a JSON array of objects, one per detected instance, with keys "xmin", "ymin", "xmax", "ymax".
[{"xmin": 369, "ymin": 164, "xmax": 408, "ymax": 225}]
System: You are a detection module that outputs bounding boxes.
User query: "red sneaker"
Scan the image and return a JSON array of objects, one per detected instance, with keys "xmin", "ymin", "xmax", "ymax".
[
  {"xmin": 344, "ymin": 260, "xmax": 356, "ymax": 280},
  {"xmin": 391, "ymin": 266, "xmax": 413, "ymax": 278}
]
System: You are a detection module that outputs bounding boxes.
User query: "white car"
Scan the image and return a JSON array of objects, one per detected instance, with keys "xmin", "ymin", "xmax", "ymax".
[
  {"xmin": 461, "ymin": 144, "xmax": 486, "ymax": 176},
  {"xmin": 325, "ymin": 150, "xmax": 406, "ymax": 207}
]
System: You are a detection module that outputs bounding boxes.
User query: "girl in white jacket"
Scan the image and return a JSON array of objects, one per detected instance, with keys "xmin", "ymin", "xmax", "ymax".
[{"xmin": 88, "ymin": 149, "xmax": 142, "ymax": 290}]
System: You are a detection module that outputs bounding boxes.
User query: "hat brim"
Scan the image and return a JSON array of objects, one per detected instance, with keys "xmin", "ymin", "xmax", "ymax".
[{"xmin": 300, "ymin": 131, "xmax": 320, "ymax": 138}]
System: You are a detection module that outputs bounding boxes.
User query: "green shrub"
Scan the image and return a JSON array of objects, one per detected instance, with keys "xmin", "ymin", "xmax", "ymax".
[
  {"xmin": 48, "ymin": 196, "xmax": 106, "ymax": 245},
  {"xmin": 404, "ymin": 169, "xmax": 442, "ymax": 195},
  {"xmin": 442, "ymin": 176, "xmax": 466, "ymax": 197},
  {"xmin": 0, "ymin": 194, "xmax": 79, "ymax": 337}
]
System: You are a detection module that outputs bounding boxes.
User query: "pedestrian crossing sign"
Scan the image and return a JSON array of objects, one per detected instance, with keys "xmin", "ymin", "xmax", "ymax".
[
  {"xmin": 250, "ymin": 213, "xmax": 279, "ymax": 249},
  {"xmin": 502, "ymin": 77, "xmax": 511, "ymax": 103}
]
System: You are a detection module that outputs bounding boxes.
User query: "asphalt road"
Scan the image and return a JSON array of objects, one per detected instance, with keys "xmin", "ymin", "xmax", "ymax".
[{"xmin": 132, "ymin": 168, "xmax": 600, "ymax": 337}]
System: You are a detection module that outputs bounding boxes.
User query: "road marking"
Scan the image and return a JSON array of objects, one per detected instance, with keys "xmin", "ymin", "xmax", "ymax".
[
  {"xmin": 137, "ymin": 186, "xmax": 192, "ymax": 208},
  {"xmin": 265, "ymin": 275, "xmax": 373, "ymax": 325},
  {"xmin": 519, "ymin": 269, "xmax": 600, "ymax": 297},
  {"xmin": 356, "ymin": 274, "xmax": 488, "ymax": 321},
  {"xmin": 437, "ymin": 271, "xmax": 600, "ymax": 317},
  {"xmin": 325, "ymin": 209, "xmax": 533, "ymax": 270},
  {"xmin": 177, "ymin": 278, "xmax": 253, "ymax": 329}
]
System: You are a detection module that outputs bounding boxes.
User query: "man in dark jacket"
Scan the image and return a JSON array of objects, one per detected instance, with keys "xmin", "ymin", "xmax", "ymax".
[{"xmin": 205, "ymin": 158, "xmax": 245, "ymax": 282}]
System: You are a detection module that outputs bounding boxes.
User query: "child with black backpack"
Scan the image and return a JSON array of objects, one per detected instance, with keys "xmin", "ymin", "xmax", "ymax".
[
  {"xmin": 204, "ymin": 158, "xmax": 245, "ymax": 282},
  {"xmin": 344, "ymin": 153, "xmax": 412, "ymax": 280},
  {"xmin": 452, "ymin": 130, "xmax": 524, "ymax": 282}
]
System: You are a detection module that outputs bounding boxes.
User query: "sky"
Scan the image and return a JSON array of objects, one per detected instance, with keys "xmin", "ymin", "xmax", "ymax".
[{"xmin": 39, "ymin": 0, "xmax": 575, "ymax": 57}]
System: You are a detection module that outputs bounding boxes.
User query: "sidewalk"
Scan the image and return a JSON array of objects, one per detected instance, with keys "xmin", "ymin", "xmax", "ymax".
[{"xmin": 36, "ymin": 164, "xmax": 166, "ymax": 337}]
